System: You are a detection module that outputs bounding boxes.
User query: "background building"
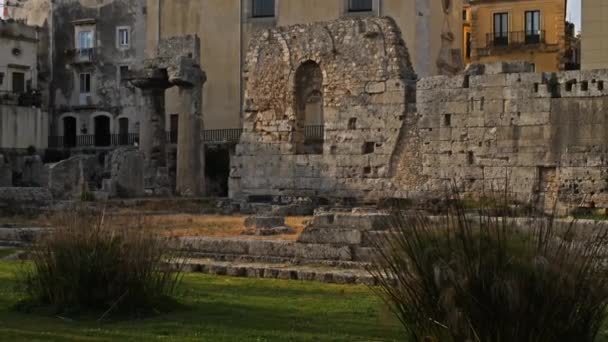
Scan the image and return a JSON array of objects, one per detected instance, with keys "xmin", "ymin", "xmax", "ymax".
[
  {"xmin": 581, "ymin": 0, "xmax": 608, "ymax": 70},
  {"xmin": 147, "ymin": 0, "xmax": 464, "ymax": 131},
  {"xmin": 7, "ymin": 0, "xmax": 147, "ymax": 150},
  {"xmin": 468, "ymin": 0, "xmax": 576, "ymax": 72}
]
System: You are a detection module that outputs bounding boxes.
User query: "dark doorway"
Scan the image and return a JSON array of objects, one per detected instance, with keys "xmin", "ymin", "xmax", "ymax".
[
  {"xmin": 169, "ymin": 114, "xmax": 178, "ymax": 144},
  {"xmin": 63, "ymin": 116, "xmax": 77, "ymax": 148},
  {"xmin": 94, "ymin": 116, "xmax": 111, "ymax": 147},
  {"xmin": 12, "ymin": 72, "xmax": 25, "ymax": 94},
  {"xmin": 119, "ymin": 117, "xmax": 129, "ymax": 145},
  {"xmin": 205, "ymin": 146, "xmax": 230, "ymax": 197}
]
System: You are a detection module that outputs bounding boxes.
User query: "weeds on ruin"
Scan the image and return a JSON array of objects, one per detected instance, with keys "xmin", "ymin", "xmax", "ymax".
[
  {"xmin": 369, "ymin": 195, "xmax": 608, "ymax": 342},
  {"xmin": 18, "ymin": 207, "xmax": 185, "ymax": 318}
]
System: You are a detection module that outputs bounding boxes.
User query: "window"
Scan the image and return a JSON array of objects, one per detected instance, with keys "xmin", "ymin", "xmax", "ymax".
[
  {"xmin": 118, "ymin": 27, "xmax": 130, "ymax": 48},
  {"xmin": 12, "ymin": 72, "xmax": 25, "ymax": 93},
  {"xmin": 525, "ymin": 10, "xmax": 541, "ymax": 44},
  {"xmin": 462, "ymin": 9, "xmax": 467, "ymax": 21},
  {"xmin": 119, "ymin": 65, "xmax": 129, "ymax": 82},
  {"xmin": 493, "ymin": 12, "xmax": 509, "ymax": 46},
  {"xmin": 0, "ymin": 72, "xmax": 4, "ymax": 85},
  {"xmin": 79, "ymin": 73, "xmax": 91, "ymax": 94},
  {"xmin": 252, "ymin": 0, "xmax": 274, "ymax": 18},
  {"xmin": 348, "ymin": 0, "xmax": 373, "ymax": 12},
  {"xmin": 78, "ymin": 30, "xmax": 93, "ymax": 49}
]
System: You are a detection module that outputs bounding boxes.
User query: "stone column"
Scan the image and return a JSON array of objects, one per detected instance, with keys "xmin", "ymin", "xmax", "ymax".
[
  {"xmin": 131, "ymin": 67, "xmax": 171, "ymax": 167},
  {"xmin": 175, "ymin": 69, "xmax": 206, "ymax": 196}
]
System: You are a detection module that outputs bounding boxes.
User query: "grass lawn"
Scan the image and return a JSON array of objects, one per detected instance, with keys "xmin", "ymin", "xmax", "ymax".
[{"xmin": 0, "ymin": 261, "xmax": 402, "ymax": 341}]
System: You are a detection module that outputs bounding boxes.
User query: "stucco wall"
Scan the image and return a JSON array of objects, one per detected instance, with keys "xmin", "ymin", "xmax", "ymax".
[
  {"xmin": 469, "ymin": 0, "xmax": 566, "ymax": 72},
  {"xmin": 581, "ymin": 0, "xmax": 608, "ymax": 70},
  {"xmin": 49, "ymin": 0, "xmax": 146, "ymax": 138},
  {"xmin": 0, "ymin": 105, "xmax": 48, "ymax": 149},
  {"xmin": 147, "ymin": 0, "xmax": 463, "ymax": 130},
  {"xmin": 0, "ymin": 20, "xmax": 38, "ymax": 93}
]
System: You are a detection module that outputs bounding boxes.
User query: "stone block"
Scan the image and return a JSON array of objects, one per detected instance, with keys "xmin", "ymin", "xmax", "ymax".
[
  {"xmin": 297, "ymin": 227, "xmax": 362, "ymax": 245},
  {"xmin": 243, "ymin": 215, "xmax": 285, "ymax": 229},
  {"xmin": 295, "ymin": 243, "xmax": 352, "ymax": 261},
  {"xmin": 0, "ymin": 187, "xmax": 52, "ymax": 210},
  {"xmin": 365, "ymin": 81, "xmax": 386, "ymax": 94},
  {"xmin": 178, "ymin": 237, "xmax": 250, "ymax": 255},
  {"xmin": 47, "ymin": 155, "xmax": 89, "ymax": 200},
  {"xmin": 332, "ymin": 212, "xmax": 392, "ymax": 230},
  {"xmin": 248, "ymin": 240, "xmax": 296, "ymax": 258},
  {"xmin": 109, "ymin": 148, "xmax": 145, "ymax": 198}
]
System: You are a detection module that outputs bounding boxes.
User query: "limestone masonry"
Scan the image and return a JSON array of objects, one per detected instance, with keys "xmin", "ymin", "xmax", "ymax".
[
  {"xmin": 230, "ymin": 17, "xmax": 416, "ymax": 203},
  {"xmin": 231, "ymin": 17, "xmax": 608, "ymax": 212}
]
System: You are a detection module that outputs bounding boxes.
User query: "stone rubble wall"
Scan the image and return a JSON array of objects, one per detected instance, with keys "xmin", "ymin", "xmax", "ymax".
[
  {"xmin": 399, "ymin": 63, "xmax": 608, "ymax": 210},
  {"xmin": 230, "ymin": 17, "xmax": 416, "ymax": 202},
  {"xmin": 230, "ymin": 17, "xmax": 608, "ymax": 211}
]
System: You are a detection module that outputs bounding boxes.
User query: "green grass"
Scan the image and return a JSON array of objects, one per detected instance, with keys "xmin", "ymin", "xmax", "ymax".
[{"xmin": 0, "ymin": 261, "xmax": 402, "ymax": 341}]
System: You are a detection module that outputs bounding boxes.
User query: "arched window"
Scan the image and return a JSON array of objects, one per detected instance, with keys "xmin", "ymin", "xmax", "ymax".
[{"xmin": 295, "ymin": 61, "xmax": 324, "ymax": 155}]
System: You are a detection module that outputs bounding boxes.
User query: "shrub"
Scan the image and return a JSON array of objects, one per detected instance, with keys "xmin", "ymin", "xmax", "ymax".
[
  {"xmin": 369, "ymin": 199, "xmax": 608, "ymax": 342},
  {"xmin": 20, "ymin": 207, "xmax": 184, "ymax": 317}
]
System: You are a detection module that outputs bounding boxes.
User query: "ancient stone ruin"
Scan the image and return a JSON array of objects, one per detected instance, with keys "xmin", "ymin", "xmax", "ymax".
[
  {"xmin": 130, "ymin": 35, "xmax": 207, "ymax": 197},
  {"xmin": 230, "ymin": 17, "xmax": 608, "ymax": 213},
  {"xmin": 230, "ymin": 17, "xmax": 416, "ymax": 203}
]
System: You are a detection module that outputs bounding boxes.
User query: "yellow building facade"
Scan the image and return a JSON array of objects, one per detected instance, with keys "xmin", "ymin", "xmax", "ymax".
[
  {"xmin": 581, "ymin": 0, "xmax": 608, "ymax": 70},
  {"xmin": 468, "ymin": 0, "xmax": 568, "ymax": 72},
  {"xmin": 146, "ymin": 0, "xmax": 464, "ymax": 129}
]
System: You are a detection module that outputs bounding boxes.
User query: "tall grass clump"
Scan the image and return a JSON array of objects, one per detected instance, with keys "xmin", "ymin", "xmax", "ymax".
[
  {"xmin": 370, "ymin": 197, "xmax": 608, "ymax": 342},
  {"xmin": 20, "ymin": 207, "xmax": 184, "ymax": 317}
]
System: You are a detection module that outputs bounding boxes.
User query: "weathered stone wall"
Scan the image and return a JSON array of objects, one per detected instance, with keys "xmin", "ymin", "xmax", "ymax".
[
  {"xmin": 230, "ymin": 17, "xmax": 415, "ymax": 202},
  {"xmin": 230, "ymin": 17, "xmax": 608, "ymax": 212},
  {"xmin": 400, "ymin": 64, "xmax": 608, "ymax": 211}
]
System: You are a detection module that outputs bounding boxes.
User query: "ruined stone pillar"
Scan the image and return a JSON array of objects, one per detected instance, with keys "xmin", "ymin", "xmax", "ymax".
[
  {"xmin": 173, "ymin": 66, "xmax": 206, "ymax": 196},
  {"xmin": 131, "ymin": 67, "xmax": 171, "ymax": 167}
]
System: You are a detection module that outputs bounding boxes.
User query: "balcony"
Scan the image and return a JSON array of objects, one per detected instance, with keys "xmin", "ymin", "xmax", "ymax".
[
  {"xmin": 0, "ymin": 90, "xmax": 42, "ymax": 107},
  {"xmin": 304, "ymin": 125, "xmax": 324, "ymax": 143},
  {"xmin": 49, "ymin": 133, "xmax": 139, "ymax": 149},
  {"xmin": 49, "ymin": 126, "xmax": 326, "ymax": 149},
  {"xmin": 485, "ymin": 31, "xmax": 545, "ymax": 49},
  {"xmin": 66, "ymin": 48, "xmax": 97, "ymax": 65}
]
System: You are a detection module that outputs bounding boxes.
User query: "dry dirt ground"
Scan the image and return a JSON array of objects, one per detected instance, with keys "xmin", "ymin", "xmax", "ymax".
[
  {"xmin": 110, "ymin": 212, "xmax": 310, "ymax": 240},
  {"xmin": 1, "ymin": 200, "xmax": 310, "ymax": 240}
]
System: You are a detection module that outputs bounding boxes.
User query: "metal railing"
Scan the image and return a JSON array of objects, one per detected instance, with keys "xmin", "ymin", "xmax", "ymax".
[
  {"xmin": 485, "ymin": 30, "xmax": 545, "ymax": 48},
  {"xmin": 203, "ymin": 128, "xmax": 243, "ymax": 143},
  {"xmin": 49, "ymin": 133, "xmax": 139, "ymax": 148},
  {"xmin": 49, "ymin": 126, "xmax": 325, "ymax": 149},
  {"xmin": 0, "ymin": 90, "xmax": 42, "ymax": 107},
  {"xmin": 66, "ymin": 47, "xmax": 97, "ymax": 64},
  {"xmin": 304, "ymin": 125, "xmax": 324, "ymax": 141}
]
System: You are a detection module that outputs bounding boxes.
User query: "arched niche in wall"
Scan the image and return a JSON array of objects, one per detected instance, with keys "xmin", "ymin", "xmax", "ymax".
[{"xmin": 294, "ymin": 60, "xmax": 324, "ymax": 155}]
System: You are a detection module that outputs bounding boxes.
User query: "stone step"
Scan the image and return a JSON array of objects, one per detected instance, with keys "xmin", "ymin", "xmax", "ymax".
[
  {"xmin": 175, "ymin": 237, "xmax": 377, "ymax": 263},
  {"xmin": 310, "ymin": 212, "xmax": 392, "ymax": 230},
  {"xmin": 185, "ymin": 251, "xmax": 372, "ymax": 269},
  {"xmin": 179, "ymin": 258, "xmax": 377, "ymax": 285}
]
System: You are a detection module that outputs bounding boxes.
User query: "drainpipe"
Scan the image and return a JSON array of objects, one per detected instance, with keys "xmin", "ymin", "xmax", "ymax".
[
  {"xmin": 239, "ymin": 0, "xmax": 243, "ymax": 127},
  {"xmin": 49, "ymin": 0, "xmax": 55, "ymax": 136},
  {"xmin": 377, "ymin": 0, "xmax": 381, "ymax": 17},
  {"xmin": 157, "ymin": 0, "xmax": 161, "ymax": 48}
]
